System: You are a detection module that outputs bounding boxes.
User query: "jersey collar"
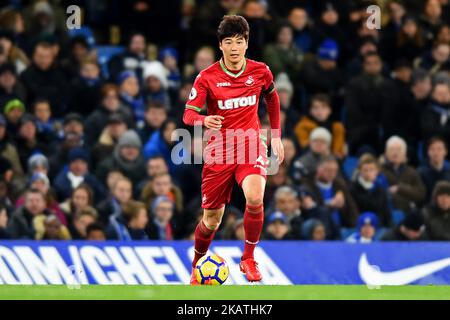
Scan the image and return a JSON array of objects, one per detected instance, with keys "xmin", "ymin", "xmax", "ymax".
[{"xmin": 219, "ymin": 58, "xmax": 247, "ymax": 78}]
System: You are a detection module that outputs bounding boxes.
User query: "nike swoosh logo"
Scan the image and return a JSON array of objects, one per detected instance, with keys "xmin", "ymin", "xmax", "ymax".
[{"xmin": 358, "ymin": 253, "xmax": 450, "ymax": 285}]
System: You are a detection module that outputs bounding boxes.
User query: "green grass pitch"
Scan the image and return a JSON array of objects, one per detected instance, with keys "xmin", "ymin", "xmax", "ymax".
[{"xmin": 0, "ymin": 285, "xmax": 450, "ymax": 300}]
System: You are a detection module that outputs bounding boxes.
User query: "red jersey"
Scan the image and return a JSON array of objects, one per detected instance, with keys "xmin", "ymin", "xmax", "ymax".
[
  {"xmin": 186, "ymin": 58, "xmax": 274, "ymax": 131},
  {"xmin": 185, "ymin": 58, "xmax": 275, "ymax": 165}
]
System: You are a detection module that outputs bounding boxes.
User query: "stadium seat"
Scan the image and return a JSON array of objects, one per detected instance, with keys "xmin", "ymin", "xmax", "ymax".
[{"xmin": 94, "ymin": 45, "xmax": 126, "ymax": 78}]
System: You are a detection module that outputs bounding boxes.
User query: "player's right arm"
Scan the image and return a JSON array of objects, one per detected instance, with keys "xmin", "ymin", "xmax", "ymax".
[{"xmin": 183, "ymin": 73, "xmax": 224, "ymax": 130}]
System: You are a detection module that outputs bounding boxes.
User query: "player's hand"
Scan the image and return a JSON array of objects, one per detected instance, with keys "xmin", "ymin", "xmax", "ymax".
[
  {"xmin": 271, "ymin": 137, "xmax": 284, "ymax": 164},
  {"xmin": 204, "ymin": 115, "xmax": 224, "ymax": 130}
]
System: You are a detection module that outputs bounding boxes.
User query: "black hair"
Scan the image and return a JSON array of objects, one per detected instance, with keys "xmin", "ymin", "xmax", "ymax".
[{"xmin": 217, "ymin": 15, "xmax": 250, "ymax": 42}]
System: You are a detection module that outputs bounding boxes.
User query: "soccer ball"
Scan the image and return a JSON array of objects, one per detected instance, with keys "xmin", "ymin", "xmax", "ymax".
[{"xmin": 195, "ymin": 254, "xmax": 229, "ymax": 285}]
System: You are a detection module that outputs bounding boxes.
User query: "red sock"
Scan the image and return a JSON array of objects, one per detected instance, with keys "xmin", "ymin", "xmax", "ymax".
[
  {"xmin": 192, "ymin": 220, "xmax": 216, "ymax": 268},
  {"xmin": 242, "ymin": 203, "xmax": 264, "ymax": 261}
]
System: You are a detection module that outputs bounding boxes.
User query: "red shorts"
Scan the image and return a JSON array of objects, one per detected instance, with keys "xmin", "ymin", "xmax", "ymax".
[{"xmin": 201, "ymin": 161, "xmax": 267, "ymax": 209}]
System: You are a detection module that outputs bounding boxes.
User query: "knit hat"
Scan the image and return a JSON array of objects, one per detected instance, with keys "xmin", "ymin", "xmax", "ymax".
[
  {"xmin": 357, "ymin": 212, "xmax": 378, "ymax": 230},
  {"xmin": 143, "ymin": 61, "xmax": 168, "ymax": 89},
  {"xmin": 317, "ymin": 39, "xmax": 339, "ymax": 61},
  {"xmin": 267, "ymin": 211, "xmax": 288, "ymax": 224},
  {"xmin": 68, "ymin": 147, "xmax": 89, "ymax": 163},
  {"xmin": 107, "ymin": 113, "xmax": 126, "ymax": 125},
  {"xmin": 117, "ymin": 130, "xmax": 142, "ymax": 149},
  {"xmin": 28, "ymin": 153, "xmax": 49, "ymax": 172},
  {"xmin": 3, "ymin": 99, "xmax": 25, "ymax": 114},
  {"xmin": 401, "ymin": 211, "xmax": 424, "ymax": 231},
  {"xmin": 29, "ymin": 172, "xmax": 50, "ymax": 187},
  {"xmin": 116, "ymin": 70, "xmax": 137, "ymax": 86},
  {"xmin": 159, "ymin": 47, "xmax": 179, "ymax": 62},
  {"xmin": 310, "ymin": 127, "xmax": 332, "ymax": 145},
  {"xmin": 274, "ymin": 73, "xmax": 294, "ymax": 96}
]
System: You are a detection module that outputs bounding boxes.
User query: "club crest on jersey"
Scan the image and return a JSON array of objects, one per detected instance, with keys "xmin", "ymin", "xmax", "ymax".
[
  {"xmin": 189, "ymin": 87, "xmax": 197, "ymax": 100},
  {"xmin": 245, "ymin": 76, "xmax": 254, "ymax": 86},
  {"xmin": 217, "ymin": 95, "xmax": 257, "ymax": 110}
]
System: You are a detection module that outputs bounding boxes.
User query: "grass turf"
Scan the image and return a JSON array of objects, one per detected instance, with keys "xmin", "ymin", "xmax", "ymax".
[{"xmin": 0, "ymin": 285, "xmax": 449, "ymax": 300}]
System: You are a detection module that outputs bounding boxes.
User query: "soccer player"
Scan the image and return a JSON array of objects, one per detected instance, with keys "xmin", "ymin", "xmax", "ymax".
[{"xmin": 183, "ymin": 15, "xmax": 284, "ymax": 284}]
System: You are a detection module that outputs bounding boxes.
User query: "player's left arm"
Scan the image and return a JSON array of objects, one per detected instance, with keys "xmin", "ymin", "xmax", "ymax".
[{"xmin": 262, "ymin": 66, "xmax": 284, "ymax": 164}]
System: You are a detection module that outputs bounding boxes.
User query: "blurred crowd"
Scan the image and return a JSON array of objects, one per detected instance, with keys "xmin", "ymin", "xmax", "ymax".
[{"xmin": 0, "ymin": 0, "xmax": 449, "ymax": 242}]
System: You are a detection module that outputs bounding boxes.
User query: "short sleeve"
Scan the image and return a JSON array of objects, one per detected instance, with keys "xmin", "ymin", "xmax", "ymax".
[{"xmin": 185, "ymin": 73, "xmax": 208, "ymax": 112}]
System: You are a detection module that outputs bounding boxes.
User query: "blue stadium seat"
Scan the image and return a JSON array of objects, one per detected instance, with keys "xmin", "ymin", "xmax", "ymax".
[
  {"xmin": 94, "ymin": 45, "xmax": 126, "ymax": 78},
  {"xmin": 392, "ymin": 210, "xmax": 405, "ymax": 225},
  {"xmin": 343, "ymin": 156, "xmax": 358, "ymax": 180}
]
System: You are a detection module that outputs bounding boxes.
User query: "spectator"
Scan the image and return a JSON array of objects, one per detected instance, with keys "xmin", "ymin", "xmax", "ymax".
[
  {"xmin": 424, "ymin": 181, "xmax": 450, "ymax": 240},
  {"xmin": 350, "ymin": 154, "xmax": 391, "ymax": 227},
  {"xmin": 418, "ymin": 137, "xmax": 450, "ymax": 202},
  {"xmin": 421, "ymin": 82, "xmax": 450, "ymax": 143},
  {"xmin": 107, "ymin": 200, "xmax": 149, "ymax": 240},
  {"xmin": 69, "ymin": 206, "xmax": 98, "ymax": 240},
  {"xmin": 274, "ymin": 73, "xmax": 300, "ymax": 136},
  {"xmin": 0, "ymin": 113, "xmax": 24, "ymax": 179},
  {"xmin": 0, "ymin": 205, "xmax": 10, "ymax": 239},
  {"xmin": 346, "ymin": 52, "xmax": 397, "ymax": 154},
  {"xmin": 263, "ymin": 23, "xmax": 303, "ymax": 82},
  {"xmin": 142, "ymin": 61, "xmax": 170, "ymax": 107},
  {"xmin": 415, "ymin": 41, "xmax": 450, "ymax": 74},
  {"xmin": 146, "ymin": 195, "xmax": 176, "ymax": 240},
  {"xmin": 381, "ymin": 136, "xmax": 426, "ymax": 212},
  {"xmin": 67, "ymin": 57, "xmax": 103, "ymax": 116},
  {"xmin": 301, "ymin": 219, "xmax": 326, "ymax": 241},
  {"xmin": 264, "ymin": 211, "xmax": 293, "ymax": 240},
  {"xmin": 346, "ymin": 212, "xmax": 378, "ymax": 243},
  {"xmin": 297, "ymin": 127, "xmax": 334, "ymax": 177},
  {"xmin": 4, "ymin": 98, "xmax": 25, "ymax": 137},
  {"xmin": 86, "ymin": 222, "xmax": 106, "ymax": 241},
  {"xmin": 108, "ymin": 32, "xmax": 148, "ymax": 83},
  {"xmin": 303, "ymin": 156, "xmax": 358, "ymax": 228},
  {"xmin": 288, "ymin": 7, "xmax": 312, "ymax": 53},
  {"xmin": 53, "ymin": 147, "xmax": 106, "ymax": 203},
  {"xmin": 20, "ymin": 41, "xmax": 68, "ymax": 117},
  {"xmin": 138, "ymin": 102, "xmax": 168, "ymax": 143},
  {"xmin": 60, "ymin": 184, "xmax": 95, "ymax": 219},
  {"xmin": 143, "ymin": 118, "xmax": 180, "ymax": 174},
  {"xmin": 395, "ymin": 15, "xmax": 426, "ymax": 65},
  {"xmin": 7, "ymin": 188, "xmax": 48, "ymax": 239},
  {"xmin": 419, "ymin": 0, "xmax": 445, "ymax": 41},
  {"xmin": 32, "ymin": 98, "xmax": 56, "ymax": 144},
  {"xmin": 294, "ymin": 93, "xmax": 346, "ymax": 158},
  {"xmin": 96, "ymin": 129, "xmax": 145, "ymax": 189},
  {"xmin": 92, "ymin": 113, "xmax": 128, "ymax": 166},
  {"xmin": 15, "ymin": 172, "xmax": 66, "ymax": 225},
  {"xmin": 300, "ymin": 39, "xmax": 343, "ymax": 105},
  {"xmin": 84, "ymin": 84, "xmax": 133, "ymax": 145},
  {"xmin": 236, "ymin": 4, "xmax": 266, "ymax": 57},
  {"xmin": 0, "ymin": 30, "xmax": 29, "ymax": 74},
  {"xmin": 16, "ymin": 114, "xmax": 49, "ymax": 170},
  {"xmin": 34, "ymin": 214, "xmax": 71, "ymax": 240},
  {"xmin": 159, "ymin": 47, "xmax": 181, "ymax": 95},
  {"xmin": 60, "ymin": 36, "xmax": 91, "ymax": 80},
  {"xmin": 117, "ymin": 70, "xmax": 145, "ymax": 128},
  {"xmin": 381, "ymin": 210, "xmax": 426, "ymax": 241},
  {"xmin": 141, "ymin": 172, "xmax": 183, "ymax": 215},
  {"xmin": 0, "ymin": 62, "xmax": 26, "ymax": 109},
  {"xmin": 97, "ymin": 177, "xmax": 133, "ymax": 225}
]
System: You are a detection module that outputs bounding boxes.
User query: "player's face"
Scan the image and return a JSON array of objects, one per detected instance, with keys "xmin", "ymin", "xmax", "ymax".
[{"xmin": 220, "ymin": 36, "xmax": 248, "ymax": 65}]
